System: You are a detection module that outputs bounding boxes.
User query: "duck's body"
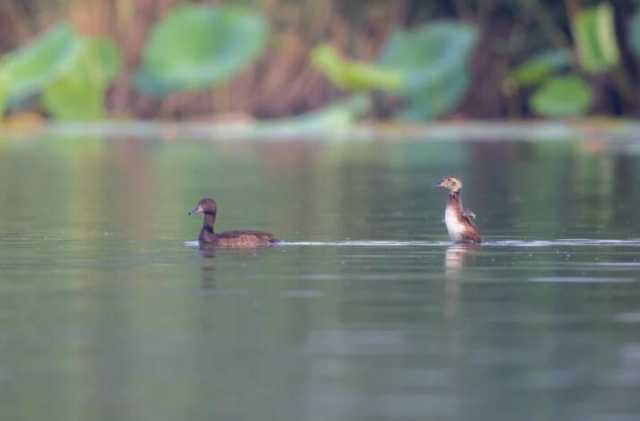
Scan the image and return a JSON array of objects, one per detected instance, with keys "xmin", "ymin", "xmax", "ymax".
[
  {"xmin": 437, "ymin": 177, "xmax": 481, "ymax": 244},
  {"xmin": 199, "ymin": 228, "xmax": 277, "ymax": 248},
  {"xmin": 190, "ymin": 198, "xmax": 279, "ymax": 248}
]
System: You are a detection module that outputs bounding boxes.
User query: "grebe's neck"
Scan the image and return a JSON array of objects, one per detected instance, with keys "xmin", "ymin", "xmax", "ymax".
[{"xmin": 448, "ymin": 191, "xmax": 462, "ymax": 208}]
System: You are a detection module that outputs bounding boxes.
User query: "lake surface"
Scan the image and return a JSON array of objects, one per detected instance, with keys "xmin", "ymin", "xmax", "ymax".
[{"xmin": 0, "ymin": 133, "xmax": 639, "ymax": 421}]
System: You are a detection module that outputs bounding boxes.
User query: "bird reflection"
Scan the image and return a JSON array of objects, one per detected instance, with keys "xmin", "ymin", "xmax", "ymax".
[
  {"xmin": 444, "ymin": 244, "xmax": 479, "ymax": 320},
  {"xmin": 197, "ymin": 245, "xmax": 269, "ymax": 290},
  {"xmin": 445, "ymin": 244, "xmax": 478, "ymax": 274},
  {"xmin": 199, "ymin": 247, "xmax": 217, "ymax": 289},
  {"xmin": 199, "ymin": 243, "xmax": 218, "ymax": 259}
]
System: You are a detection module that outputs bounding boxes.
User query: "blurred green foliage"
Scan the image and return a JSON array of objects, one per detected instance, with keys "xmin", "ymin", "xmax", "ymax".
[
  {"xmin": 0, "ymin": 71, "xmax": 8, "ymax": 117},
  {"xmin": 310, "ymin": 45, "xmax": 402, "ymax": 92},
  {"xmin": 312, "ymin": 21, "xmax": 477, "ymax": 120},
  {"xmin": 507, "ymin": 49, "xmax": 574, "ymax": 88},
  {"xmin": 1, "ymin": 24, "xmax": 74, "ymax": 104},
  {"xmin": 135, "ymin": 4, "xmax": 267, "ymax": 95},
  {"xmin": 260, "ymin": 95, "xmax": 371, "ymax": 135},
  {"xmin": 2, "ymin": 1, "xmax": 640, "ymax": 122},
  {"xmin": 506, "ymin": 3, "xmax": 634, "ymax": 118},
  {"xmin": 531, "ymin": 76, "xmax": 593, "ymax": 117},
  {"xmin": 572, "ymin": 3, "xmax": 619, "ymax": 74},
  {"xmin": 378, "ymin": 21, "xmax": 477, "ymax": 119},
  {"xmin": 507, "ymin": 49, "xmax": 592, "ymax": 117},
  {"xmin": 0, "ymin": 24, "xmax": 120, "ymax": 120},
  {"xmin": 43, "ymin": 38, "xmax": 120, "ymax": 120}
]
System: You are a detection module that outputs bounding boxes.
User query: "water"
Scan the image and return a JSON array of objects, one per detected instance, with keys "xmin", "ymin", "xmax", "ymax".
[{"xmin": 1, "ymin": 134, "xmax": 639, "ymax": 421}]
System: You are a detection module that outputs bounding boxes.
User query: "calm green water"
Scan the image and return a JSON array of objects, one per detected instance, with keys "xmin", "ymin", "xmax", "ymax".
[{"xmin": 1, "ymin": 135, "xmax": 639, "ymax": 421}]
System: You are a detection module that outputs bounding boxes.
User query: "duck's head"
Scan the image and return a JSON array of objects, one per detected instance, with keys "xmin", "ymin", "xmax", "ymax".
[
  {"xmin": 436, "ymin": 176, "xmax": 463, "ymax": 193},
  {"xmin": 189, "ymin": 198, "xmax": 217, "ymax": 216}
]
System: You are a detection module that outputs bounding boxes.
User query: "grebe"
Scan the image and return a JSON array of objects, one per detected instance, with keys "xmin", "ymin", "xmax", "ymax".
[{"xmin": 436, "ymin": 176, "xmax": 481, "ymax": 244}]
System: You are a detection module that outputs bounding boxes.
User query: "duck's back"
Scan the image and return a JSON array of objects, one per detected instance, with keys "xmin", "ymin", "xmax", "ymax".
[{"xmin": 215, "ymin": 230, "xmax": 278, "ymax": 247}]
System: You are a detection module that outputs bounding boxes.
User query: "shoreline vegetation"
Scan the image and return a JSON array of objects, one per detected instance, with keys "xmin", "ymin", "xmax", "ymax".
[
  {"xmin": 1, "ymin": 1, "xmax": 640, "ymax": 125},
  {"xmin": 3, "ymin": 119, "xmax": 639, "ymax": 143}
]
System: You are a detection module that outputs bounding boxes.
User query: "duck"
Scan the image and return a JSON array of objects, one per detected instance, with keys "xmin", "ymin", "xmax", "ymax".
[
  {"xmin": 436, "ymin": 176, "xmax": 481, "ymax": 244},
  {"xmin": 189, "ymin": 198, "xmax": 279, "ymax": 248}
]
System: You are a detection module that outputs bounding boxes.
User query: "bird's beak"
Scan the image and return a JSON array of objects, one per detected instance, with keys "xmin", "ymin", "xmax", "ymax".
[
  {"xmin": 188, "ymin": 206, "xmax": 202, "ymax": 216},
  {"xmin": 435, "ymin": 181, "xmax": 444, "ymax": 188}
]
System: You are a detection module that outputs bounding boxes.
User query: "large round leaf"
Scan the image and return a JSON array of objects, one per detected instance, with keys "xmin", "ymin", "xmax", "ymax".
[
  {"xmin": 0, "ymin": 24, "xmax": 76, "ymax": 104},
  {"xmin": 42, "ymin": 38, "xmax": 121, "ymax": 120},
  {"xmin": 378, "ymin": 22, "xmax": 477, "ymax": 92},
  {"xmin": 400, "ymin": 69, "xmax": 469, "ymax": 120},
  {"xmin": 531, "ymin": 75, "xmax": 593, "ymax": 117},
  {"xmin": 136, "ymin": 4, "xmax": 268, "ymax": 95},
  {"xmin": 378, "ymin": 21, "xmax": 478, "ymax": 119}
]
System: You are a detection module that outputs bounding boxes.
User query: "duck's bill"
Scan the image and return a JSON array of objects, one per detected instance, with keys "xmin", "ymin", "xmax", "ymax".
[{"xmin": 188, "ymin": 206, "xmax": 202, "ymax": 216}]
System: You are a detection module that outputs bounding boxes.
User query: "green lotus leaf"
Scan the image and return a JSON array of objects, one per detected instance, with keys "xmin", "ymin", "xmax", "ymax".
[
  {"xmin": 136, "ymin": 4, "xmax": 268, "ymax": 95},
  {"xmin": 572, "ymin": 3, "xmax": 619, "ymax": 74},
  {"xmin": 507, "ymin": 49, "xmax": 574, "ymax": 88},
  {"xmin": 400, "ymin": 68, "xmax": 469, "ymax": 120},
  {"xmin": 42, "ymin": 38, "xmax": 121, "ymax": 120},
  {"xmin": 310, "ymin": 44, "xmax": 402, "ymax": 92},
  {"xmin": 531, "ymin": 75, "xmax": 593, "ymax": 117},
  {"xmin": 376, "ymin": 21, "xmax": 477, "ymax": 119},
  {"xmin": 260, "ymin": 95, "xmax": 371, "ymax": 134},
  {"xmin": 0, "ymin": 24, "xmax": 76, "ymax": 104},
  {"xmin": 0, "ymin": 70, "xmax": 9, "ymax": 118}
]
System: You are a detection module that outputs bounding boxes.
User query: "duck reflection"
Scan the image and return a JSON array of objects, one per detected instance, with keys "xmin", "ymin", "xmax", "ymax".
[
  {"xmin": 199, "ymin": 244, "xmax": 218, "ymax": 259},
  {"xmin": 199, "ymin": 247, "xmax": 217, "ymax": 289},
  {"xmin": 198, "ymin": 246, "xmax": 271, "ymax": 290}
]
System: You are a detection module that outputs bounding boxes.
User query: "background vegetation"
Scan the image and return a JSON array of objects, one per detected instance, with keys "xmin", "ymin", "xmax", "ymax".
[{"xmin": 1, "ymin": 0, "xmax": 640, "ymax": 122}]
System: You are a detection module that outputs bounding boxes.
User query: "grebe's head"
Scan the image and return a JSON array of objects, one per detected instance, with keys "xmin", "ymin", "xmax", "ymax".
[
  {"xmin": 189, "ymin": 198, "xmax": 217, "ymax": 216},
  {"xmin": 436, "ymin": 176, "xmax": 463, "ymax": 193}
]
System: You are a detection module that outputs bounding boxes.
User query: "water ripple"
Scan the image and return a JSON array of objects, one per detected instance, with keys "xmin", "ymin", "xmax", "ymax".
[
  {"xmin": 184, "ymin": 238, "xmax": 640, "ymax": 248},
  {"xmin": 528, "ymin": 277, "xmax": 636, "ymax": 284},
  {"xmin": 278, "ymin": 239, "xmax": 640, "ymax": 247}
]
